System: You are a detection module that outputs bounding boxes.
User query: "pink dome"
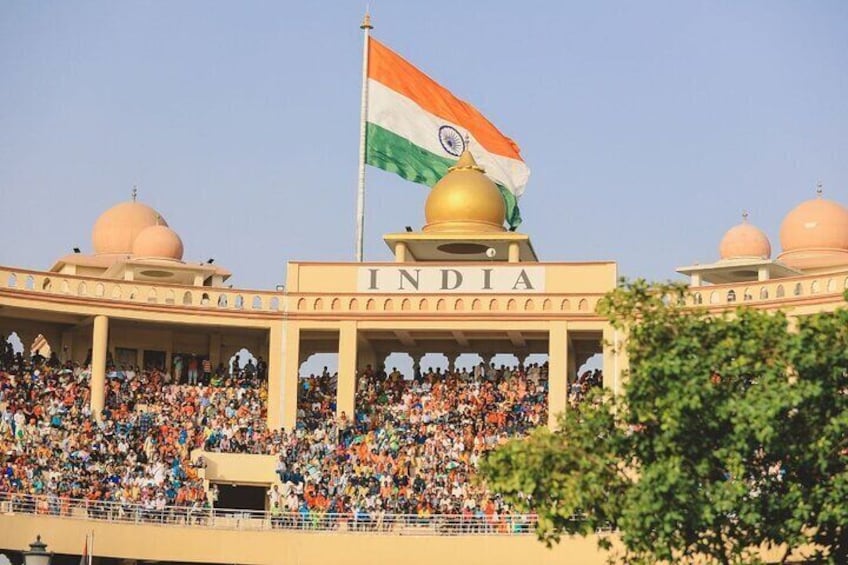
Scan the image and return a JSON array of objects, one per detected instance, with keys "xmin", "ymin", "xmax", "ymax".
[
  {"xmin": 92, "ymin": 201, "xmax": 167, "ymax": 255},
  {"xmin": 779, "ymin": 197, "xmax": 848, "ymax": 253},
  {"xmin": 719, "ymin": 217, "xmax": 771, "ymax": 259},
  {"xmin": 131, "ymin": 224, "xmax": 184, "ymax": 261}
]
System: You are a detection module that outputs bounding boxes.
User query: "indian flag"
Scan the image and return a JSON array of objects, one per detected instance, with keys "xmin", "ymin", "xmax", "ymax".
[{"xmin": 365, "ymin": 37, "xmax": 529, "ymax": 229}]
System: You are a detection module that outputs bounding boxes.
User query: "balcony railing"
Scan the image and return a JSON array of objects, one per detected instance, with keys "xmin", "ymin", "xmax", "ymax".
[
  {"xmin": 0, "ymin": 265, "xmax": 284, "ymax": 314},
  {"xmin": 0, "ymin": 492, "xmax": 539, "ymax": 536}
]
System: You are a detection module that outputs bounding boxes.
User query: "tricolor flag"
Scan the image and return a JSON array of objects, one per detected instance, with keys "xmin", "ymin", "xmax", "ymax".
[{"xmin": 365, "ymin": 37, "xmax": 529, "ymax": 229}]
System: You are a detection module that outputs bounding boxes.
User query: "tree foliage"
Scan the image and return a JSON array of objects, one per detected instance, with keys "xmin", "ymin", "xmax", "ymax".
[{"xmin": 480, "ymin": 279, "xmax": 848, "ymax": 564}]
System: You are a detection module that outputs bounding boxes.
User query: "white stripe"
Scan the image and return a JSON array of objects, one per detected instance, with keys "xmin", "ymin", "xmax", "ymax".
[{"xmin": 368, "ymin": 79, "xmax": 530, "ymax": 197}]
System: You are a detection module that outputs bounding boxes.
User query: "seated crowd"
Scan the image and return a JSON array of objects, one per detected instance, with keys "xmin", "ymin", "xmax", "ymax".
[{"xmin": 0, "ymin": 337, "xmax": 593, "ymax": 530}]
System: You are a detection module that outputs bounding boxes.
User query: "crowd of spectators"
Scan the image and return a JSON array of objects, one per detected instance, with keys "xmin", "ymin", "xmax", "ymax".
[{"xmin": 1, "ymin": 336, "xmax": 583, "ymax": 529}]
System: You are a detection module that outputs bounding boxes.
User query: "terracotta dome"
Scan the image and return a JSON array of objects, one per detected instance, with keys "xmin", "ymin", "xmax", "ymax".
[
  {"xmin": 779, "ymin": 196, "xmax": 848, "ymax": 252},
  {"xmin": 719, "ymin": 215, "xmax": 771, "ymax": 259},
  {"xmin": 132, "ymin": 224, "xmax": 184, "ymax": 261},
  {"xmin": 92, "ymin": 201, "xmax": 167, "ymax": 255},
  {"xmin": 423, "ymin": 150, "xmax": 505, "ymax": 233}
]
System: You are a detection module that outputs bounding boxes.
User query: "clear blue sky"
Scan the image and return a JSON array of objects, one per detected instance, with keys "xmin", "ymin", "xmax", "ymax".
[{"xmin": 2, "ymin": 1, "xmax": 847, "ymax": 290}]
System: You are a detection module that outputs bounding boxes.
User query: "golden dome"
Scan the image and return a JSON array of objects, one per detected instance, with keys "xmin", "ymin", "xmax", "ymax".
[
  {"xmin": 719, "ymin": 213, "xmax": 771, "ymax": 259},
  {"xmin": 132, "ymin": 224, "xmax": 184, "ymax": 261},
  {"xmin": 92, "ymin": 201, "xmax": 167, "ymax": 255},
  {"xmin": 779, "ymin": 194, "xmax": 848, "ymax": 252},
  {"xmin": 423, "ymin": 150, "xmax": 506, "ymax": 233}
]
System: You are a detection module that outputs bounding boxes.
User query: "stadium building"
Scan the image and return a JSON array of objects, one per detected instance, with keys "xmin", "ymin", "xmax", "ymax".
[{"xmin": 2, "ymin": 152, "xmax": 847, "ymax": 564}]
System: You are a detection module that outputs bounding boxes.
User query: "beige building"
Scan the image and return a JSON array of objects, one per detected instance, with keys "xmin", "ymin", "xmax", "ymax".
[{"xmin": 1, "ymin": 154, "xmax": 846, "ymax": 564}]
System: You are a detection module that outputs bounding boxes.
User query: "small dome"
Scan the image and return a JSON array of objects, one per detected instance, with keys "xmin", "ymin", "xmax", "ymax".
[
  {"xmin": 719, "ymin": 214, "xmax": 771, "ymax": 259},
  {"xmin": 92, "ymin": 201, "xmax": 167, "ymax": 255},
  {"xmin": 132, "ymin": 224, "xmax": 184, "ymax": 261},
  {"xmin": 779, "ymin": 195, "xmax": 848, "ymax": 252},
  {"xmin": 423, "ymin": 150, "xmax": 506, "ymax": 233}
]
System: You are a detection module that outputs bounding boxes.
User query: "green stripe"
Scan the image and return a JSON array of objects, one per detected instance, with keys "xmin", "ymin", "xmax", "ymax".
[{"xmin": 365, "ymin": 122, "xmax": 522, "ymax": 229}]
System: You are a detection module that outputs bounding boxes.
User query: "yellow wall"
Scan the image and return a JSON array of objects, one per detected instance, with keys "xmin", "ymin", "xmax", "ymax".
[{"xmin": 0, "ymin": 514, "xmax": 616, "ymax": 565}]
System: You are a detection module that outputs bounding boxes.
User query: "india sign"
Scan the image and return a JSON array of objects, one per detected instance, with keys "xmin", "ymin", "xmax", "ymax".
[{"xmin": 357, "ymin": 266, "xmax": 545, "ymax": 294}]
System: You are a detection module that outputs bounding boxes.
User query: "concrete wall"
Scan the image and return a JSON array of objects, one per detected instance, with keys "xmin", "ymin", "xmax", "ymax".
[{"xmin": 0, "ymin": 514, "xmax": 615, "ymax": 565}]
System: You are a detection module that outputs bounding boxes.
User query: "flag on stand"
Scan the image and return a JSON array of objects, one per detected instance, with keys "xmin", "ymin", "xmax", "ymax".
[{"xmin": 365, "ymin": 37, "xmax": 529, "ymax": 229}]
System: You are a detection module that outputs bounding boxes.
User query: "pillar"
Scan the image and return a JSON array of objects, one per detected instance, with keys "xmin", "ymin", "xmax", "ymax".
[
  {"xmin": 60, "ymin": 329, "xmax": 74, "ymax": 363},
  {"xmin": 136, "ymin": 348, "xmax": 145, "ymax": 370},
  {"xmin": 758, "ymin": 266, "xmax": 770, "ymax": 282},
  {"xmin": 508, "ymin": 241, "xmax": 520, "ymax": 263},
  {"xmin": 548, "ymin": 321, "xmax": 568, "ymax": 430},
  {"xmin": 394, "ymin": 241, "xmax": 408, "ymax": 263},
  {"xmin": 446, "ymin": 353, "xmax": 458, "ymax": 374},
  {"xmin": 336, "ymin": 322, "xmax": 358, "ymax": 421},
  {"xmin": 267, "ymin": 322, "xmax": 284, "ymax": 429},
  {"xmin": 282, "ymin": 324, "xmax": 301, "ymax": 430},
  {"xmin": 412, "ymin": 353, "xmax": 423, "ymax": 380},
  {"xmin": 90, "ymin": 315, "xmax": 109, "ymax": 421},
  {"xmin": 602, "ymin": 325, "xmax": 618, "ymax": 394},
  {"xmin": 209, "ymin": 333, "xmax": 222, "ymax": 368}
]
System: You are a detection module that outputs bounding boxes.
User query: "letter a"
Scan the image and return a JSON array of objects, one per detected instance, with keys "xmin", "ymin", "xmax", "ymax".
[{"xmin": 512, "ymin": 269, "xmax": 534, "ymax": 290}]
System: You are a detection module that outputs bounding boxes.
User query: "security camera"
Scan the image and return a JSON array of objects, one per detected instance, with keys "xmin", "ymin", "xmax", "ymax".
[{"xmin": 485, "ymin": 247, "xmax": 497, "ymax": 259}]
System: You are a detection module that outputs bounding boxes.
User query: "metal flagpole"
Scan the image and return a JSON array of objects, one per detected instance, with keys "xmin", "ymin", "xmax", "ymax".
[{"xmin": 355, "ymin": 11, "xmax": 373, "ymax": 262}]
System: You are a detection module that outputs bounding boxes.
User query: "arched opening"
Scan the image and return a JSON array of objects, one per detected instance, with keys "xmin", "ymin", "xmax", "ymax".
[
  {"xmin": 760, "ymin": 287, "xmax": 769, "ymax": 300},
  {"xmin": 726, "ymin": 290, "xmax": 736, "ymax": 303},
  {"xmin": 776, "ymin": 285, "xmax": 785, "ymax": 298},
  {"xmin": 298, "ymin": 352, "xmax": 338, "ymax": 430},
  {"xmin": 183, "ymin": 291, "xmax": 193, "ymax": 306},
  {"xmin": 3, "ymin": 332, "xmax": 24, "ymax": 356},
  {"xmin": 29, "ymin": 334, "xmax": 54, "ymax": 363},
  {"xmin": 227, "ymin": 347, "xmax": 260, "ymax": 384},
  {"xmin": 571, "ymin": 353, "xmax": 603, "ymax": 406}
]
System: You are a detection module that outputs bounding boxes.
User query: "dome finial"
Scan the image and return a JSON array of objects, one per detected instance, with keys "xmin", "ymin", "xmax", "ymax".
[
  {"xmin": 131, "ymin": 185, "xmax": 138, "ymax": 202},
  {"xmin": 816, "ymin": 181, "xmax": 823, "ymax": 198},
  {"xmin": 742, "ymin": 209, "xmax": 749, "ymax": 222}
]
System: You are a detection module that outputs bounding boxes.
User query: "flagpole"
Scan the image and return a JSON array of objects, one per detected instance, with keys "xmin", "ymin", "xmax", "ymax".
[{"xmin": 355, "ymin": 11, "xmax": 373, "ymax": 262}]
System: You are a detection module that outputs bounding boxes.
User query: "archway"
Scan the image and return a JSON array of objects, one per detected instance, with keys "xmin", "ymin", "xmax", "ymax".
[
  {"xmin": 298, "ymin": 353, "xmax": 338, "ymax": 430},
  {"xmin": 570, "ymin": 352, "xmax": 603, "ymax": 406},
  {"xmin": 228, "ymin": 347, "xmax": 259, "ymax": 382},
  {"xmin": 2, "ymin": 332, "xmax": 24, "ymax": 368}
]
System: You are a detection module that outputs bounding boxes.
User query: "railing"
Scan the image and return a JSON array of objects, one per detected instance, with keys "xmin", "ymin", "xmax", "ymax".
[
  {"xmin": 0, "ymin": 265, "xmax": 283, "ymax": 314},
  {"xmin": 688, "ymin": 273, "xmax": 847, "ymax": 308},
  {"xmin": 0, "ymin": 492, "xmax": 539, "ymax": 536}
]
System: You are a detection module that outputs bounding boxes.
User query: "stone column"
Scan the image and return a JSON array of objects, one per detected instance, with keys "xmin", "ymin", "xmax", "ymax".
[
  {"xmin": 336, "ymin": 322, "xmax": 358, "ymax": 421},
  {"xmin": 90, "ymin": 315, "xmax": 109, "ymax": 420},
  {"xmin": 508, "ymin": 241, "xmax": 520, "ymax": 263},
  {"xmin": 60, "ymin": 329, "xmax": 74, "ymax": 364},
  {"xmin": 209, "ymin": 333, "xmax": 222, "ymax": 368},
  {"xmin": 446, "ymin": 353, "xmax": 458, "ymax": 374},
  {"xmin": 547, "ymin": 321, "xmax": 568, "ymax": 430},
  {"xmin": 267, "ymin": 321, "xmax": 284, "ymax": 429},
  {"xmin": 394, "ymin": 241, "xmax": 408, "ymax": 263},
  {"xmin": 282, "ymin": 324, "xmax": 301, "ymax": 430},
  {"xmin": 602, "ymin": 325, "xmax": 618, "ymax": 394},
  {"xmin": 412, "ymin": 353, "xmax": 423, "ymax": 380}
]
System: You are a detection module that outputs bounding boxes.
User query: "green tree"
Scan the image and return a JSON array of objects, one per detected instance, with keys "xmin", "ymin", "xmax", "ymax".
[{"xmin": 480, "ymin": 279, "xmax": 848, "ymax": 564}]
